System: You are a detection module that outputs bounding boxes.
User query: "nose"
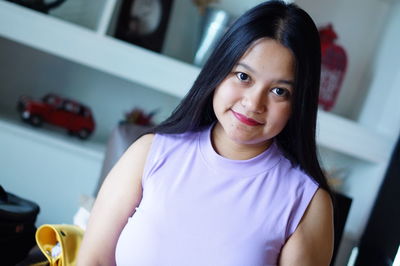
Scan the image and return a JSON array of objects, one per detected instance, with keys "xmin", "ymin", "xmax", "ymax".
[{"xmin": 241, "ymin": 89, "xmax": 267, "ymax": 113}]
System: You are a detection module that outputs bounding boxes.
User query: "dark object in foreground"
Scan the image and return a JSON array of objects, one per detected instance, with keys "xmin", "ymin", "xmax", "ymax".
[
  {"xmin": 0, "ymin": 185, "xmax": 40, "ymax": 266},
  {"xmin": 5, "ymin": 0, "xmax": 67, "ymax": 14}
]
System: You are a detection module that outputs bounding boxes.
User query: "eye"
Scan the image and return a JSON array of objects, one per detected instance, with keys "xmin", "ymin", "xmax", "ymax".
[
  {"xmin": 235, "ymin": 72, "xmax": 250, "ymax": 82},
  {"xmin": 271, "ymin": 87, "xmax": 290, "ymax": 97}
]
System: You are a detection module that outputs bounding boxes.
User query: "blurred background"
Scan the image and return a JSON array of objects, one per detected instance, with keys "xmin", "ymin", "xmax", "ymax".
[{"xmin": 0, "ymin": 0, "xmax": 399, "ymax": 265}]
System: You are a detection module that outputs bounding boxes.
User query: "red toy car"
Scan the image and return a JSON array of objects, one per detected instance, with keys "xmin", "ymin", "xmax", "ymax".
[{"xmin": 17, "ymin": 94, "xmax": 95, "ymax": 139}]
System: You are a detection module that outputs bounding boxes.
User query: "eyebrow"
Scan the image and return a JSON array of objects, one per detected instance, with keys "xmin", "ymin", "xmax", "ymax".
[{"xmin": 236, "ymin": 62, "xmax": 295, "ymax": 86}]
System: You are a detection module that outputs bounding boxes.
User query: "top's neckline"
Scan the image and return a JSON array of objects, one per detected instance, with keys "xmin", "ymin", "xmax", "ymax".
[{"xmin": 198, "ymin": 124, "xmax": 282, "ymax": 176}]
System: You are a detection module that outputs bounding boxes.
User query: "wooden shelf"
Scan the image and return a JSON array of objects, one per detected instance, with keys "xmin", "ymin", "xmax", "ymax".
[{"xmin": 0, "ymin": 0, "xmax": 393, "ymax": 164}]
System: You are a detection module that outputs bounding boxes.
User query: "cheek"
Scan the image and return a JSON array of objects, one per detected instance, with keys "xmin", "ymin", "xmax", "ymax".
[
  {"xmin": 214, "ymin": 81, "xmax": 241, "ymax": 107},
  {"xmin": 270, "ymin": 104, "xmax": 292, "ymax": 126}
]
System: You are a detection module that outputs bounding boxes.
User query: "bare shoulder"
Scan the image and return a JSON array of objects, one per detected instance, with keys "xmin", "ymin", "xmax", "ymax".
[
  {"xmin": 134, "ymin": 133, "xmax": 155, "ymax": 147},
  {"xmin": 125, "ymin": 133, "xmax": 154, "ymax": 156},
  {"xmin": 279, "ymin": 188, "xmax": 334, "ymax": 266},
  {"xmin": 307, "ymin": 188, "xmax": 333, "ymax": 219},
  {"xmin": 102, "ymin": 133, "xmax": 154, "ymax": 185},
  {"xmin": 77, "ymin": 133, "xmax": 155, "ymax": 265}
]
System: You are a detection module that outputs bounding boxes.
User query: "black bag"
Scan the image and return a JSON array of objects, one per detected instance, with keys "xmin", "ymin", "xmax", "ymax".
[
  {"xmin": 5, "ymin": 0, "xmax": 67, "ymax": 14},
  {"xmin": 0, "ymin": 185, "xmax": 40, "ymax": 266}
]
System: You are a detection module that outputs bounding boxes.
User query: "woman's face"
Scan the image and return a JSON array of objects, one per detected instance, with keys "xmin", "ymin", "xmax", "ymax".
[{"xmin": 212, "ymin": 38, "xmax": 295, "ymax": 151}]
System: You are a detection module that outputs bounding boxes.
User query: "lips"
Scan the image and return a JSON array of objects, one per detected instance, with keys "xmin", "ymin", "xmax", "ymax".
[{"xmin": 231, "ymin": 110, "xmax": 263, "ymax": 126}]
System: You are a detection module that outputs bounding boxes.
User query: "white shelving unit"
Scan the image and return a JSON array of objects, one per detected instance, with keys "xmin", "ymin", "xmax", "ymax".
[
  {"xmin": 317, "ymin": 110, "xmax": 392, "ymax": 164},
  {"xmin": 0, "ymin": 0, "xmax": 392, "ymax": 163},
  {"xmin": 0, "ymin": 1, "xmax": 199, "ymax": 99}
]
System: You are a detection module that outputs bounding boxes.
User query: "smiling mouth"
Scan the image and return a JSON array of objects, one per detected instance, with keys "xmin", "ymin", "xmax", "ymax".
[{"xmin": 231, "ymin": 110, "xmax": 263, "ymax": 126}]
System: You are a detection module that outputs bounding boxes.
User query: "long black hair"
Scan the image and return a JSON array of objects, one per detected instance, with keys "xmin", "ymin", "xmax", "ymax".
[{"xmin": 152, "ymin": 0, "xmax": 330, "ymax": 192}]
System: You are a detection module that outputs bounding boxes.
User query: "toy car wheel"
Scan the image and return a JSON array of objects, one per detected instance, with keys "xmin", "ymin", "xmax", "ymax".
[
  {"xmin": 29, "ymin": 115, "xmax": 42, "ymax": 127},
  {"xmin": 20, "ymin": 111, "xmax": 29, "ymax": 122},
  {"xmin": 77, "ymin": 129, "xmax": 90, "ymax": 140}
]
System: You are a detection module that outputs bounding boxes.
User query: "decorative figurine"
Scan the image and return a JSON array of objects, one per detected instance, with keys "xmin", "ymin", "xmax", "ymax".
[
  {"xmin": 121, "ymin": 108, "xmax": 157, "ymax": 126},
  {"xmin": 319, "ymin": 24, "xmax": 347, "ymax": 111}
]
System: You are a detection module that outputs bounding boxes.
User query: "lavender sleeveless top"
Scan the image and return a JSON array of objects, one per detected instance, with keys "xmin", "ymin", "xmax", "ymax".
[{"xmin": 115, "ymin": 125, "xmax": 318, "ymax": 266}]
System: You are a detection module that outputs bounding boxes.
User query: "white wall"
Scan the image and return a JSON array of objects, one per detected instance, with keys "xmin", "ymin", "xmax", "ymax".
[
  {"xmin": 50, "ymin": 0, "xmax": 108, "ymax": 31},
  {"xmin": 213, "ymin": 0, "xmax": 265, "ymax": 17},
  {"xmin": 359, "ymin": 0, "xmax": 400, "ymax": 138}
]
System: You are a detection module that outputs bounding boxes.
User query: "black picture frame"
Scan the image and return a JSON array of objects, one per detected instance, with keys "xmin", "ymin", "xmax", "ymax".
[{"xmin": 114, "ymin": 0, "xmax": 174, "ymax": 53}]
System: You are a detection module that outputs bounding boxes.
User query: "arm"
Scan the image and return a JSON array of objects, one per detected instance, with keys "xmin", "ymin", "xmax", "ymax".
[
  {"xmin": 279, "ymin": 189, "xmax": 334, "ymax": 266},
  {"xmin": 77, "ymin": 134, "xmax": 154, "ymax": 266}
]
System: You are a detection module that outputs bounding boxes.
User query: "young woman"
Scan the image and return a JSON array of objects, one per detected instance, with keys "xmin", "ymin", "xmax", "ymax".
[{"xmin": 78, "ymin": 1, "xmax": 334, "ymax": 265}]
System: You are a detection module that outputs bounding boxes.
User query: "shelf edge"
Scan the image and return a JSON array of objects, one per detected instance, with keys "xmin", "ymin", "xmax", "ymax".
[
  {"xmin": 0, "ymin": 118, "xmax": 105, "ymax": 162},
  {"xmin": 317, "ymin": 110, "xmax": 392, "ymax": 163}
]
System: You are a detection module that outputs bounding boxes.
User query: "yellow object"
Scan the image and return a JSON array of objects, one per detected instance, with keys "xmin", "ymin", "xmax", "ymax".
[
  {"xmin": 30, "ymin": 262, "xmax": 49, "ymax": 266},
  {"xmin": 35, "ymin": 224, "xmax": 84, "ymax": 266}
]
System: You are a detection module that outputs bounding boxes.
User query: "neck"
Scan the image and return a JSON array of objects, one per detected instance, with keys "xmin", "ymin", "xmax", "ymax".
[{"xmin": 211, "ymin": 124, "xmax": 272, "ymax": 160}]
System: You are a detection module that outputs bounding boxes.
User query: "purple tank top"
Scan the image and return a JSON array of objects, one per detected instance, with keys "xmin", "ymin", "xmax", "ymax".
[{"xmin": 115, "ymin": 125, "xmax": 318, "ymax": 265}]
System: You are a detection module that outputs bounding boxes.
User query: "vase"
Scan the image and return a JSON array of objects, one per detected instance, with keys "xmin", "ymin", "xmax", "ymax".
[{"xmin": 193, "ymin": 7, "xmax": 231, "ymax": 67}]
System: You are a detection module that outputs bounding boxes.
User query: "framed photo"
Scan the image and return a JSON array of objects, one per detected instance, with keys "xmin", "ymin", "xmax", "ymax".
[{"xmin": 114, "ymin": 0, "xmax": 174, "ymax": 53}]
